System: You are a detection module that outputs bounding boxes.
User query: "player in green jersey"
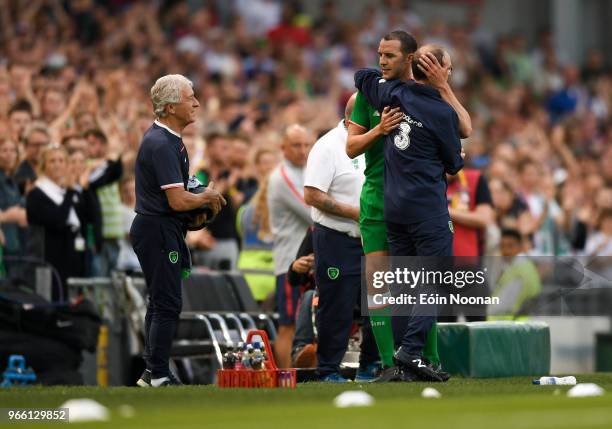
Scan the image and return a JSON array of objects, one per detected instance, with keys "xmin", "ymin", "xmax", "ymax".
[{"xmin": 347, "ymin": 30, "xmax": 472, "ymax": 380}]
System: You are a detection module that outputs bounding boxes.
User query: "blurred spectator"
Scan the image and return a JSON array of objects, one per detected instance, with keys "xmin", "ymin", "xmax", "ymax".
[
  {"xmin": 582, "ymin": 208, "xmax": 612, "ymax": 280},
  {"xmin": 443, "ymin": 169, "xmax": 495, "ymax": 322},
  {"xmin": 14, "ymin": 123, "xmax": 49, "ymax": 195},
  {"xmin": 7, "ymin": 64, "xmax": 40, "ymax": 119},
  {"xmin": 117, "ymin": 175, "xmax": 140, "ymax": 273},
  {"xmin": 236, "ymin": 147, "xmax": 280, "ymax": 301},
  {"xmin": 489, "ymin": 228, "xmax": 542, "ymax": 317},
  {"xmin": 25, "ymin": 145, "xmax": 94, "ymax": 300},
  {"xmin": 267, "ymin": 2, "xmax": 311, "ymax": 49},
  {"xmin": 0, "ymin": 139, "xmax": 27, "ymax": 258},
  {"xmin": 517, "ymin": 161, "xmax": 569, "ymax": 256},
  {"xmin": 84, "ymin": 129, "xmax": 123, "ymax": 276},
  {"xmin": 547, "ymin": 65, "xmax": 588, "ymax": 123},
  {"xmin": 583, "ymin": 209, "xmax": 612, "ymax": 256},
  {"xmin": 582, "ymin": 49, "xmax": 607, "ymax": 84},
  {"xmin": 66, "ymin": 146, "xmax": 99, "ymax": 276},
  {"xmin": 192, "ymin": 133, "xmax": 240, "ymax": 270},
  {"xmin": 62, "ymin": 134, "xmax": 88, "ymax": 154},
  {"xmin": 447, "ymin": 169, "xmax": 495, "ymax": 257},
  {"xmin": 228, "ymin": 134, "xmax": 259, "ymax": 205},
  {"xmin": 288, "ymin": 227, "xmax": 316, "ymax": 368},
  {"xmin": 267, "ymin": 124, "xmax": 312, "ymax": 368},
  {"xmin": 489, "ymin": 178, "xmax": 532, "ymax": 236},
  {"xmin": 234, "ymin": 0, "xmax": 281, "ymax": 38},
  {"xmin": 7, "ymin": 100, "xmax": 32, "ymax": 144}
]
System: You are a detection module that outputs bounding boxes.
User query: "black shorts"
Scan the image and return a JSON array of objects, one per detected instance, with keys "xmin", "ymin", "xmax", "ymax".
[{"xmin": 130, "ymin": 214, "xmax": 189, "ymax": 316}]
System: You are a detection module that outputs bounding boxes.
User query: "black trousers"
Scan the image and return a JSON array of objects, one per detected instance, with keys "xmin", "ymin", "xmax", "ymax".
[
  {"xmin": 313, "ymin": 223, "xmax": 378, "ymax": 376},
  {"xmin": 130, "ymin": 214, "xmax": 188, "ymax": 379}
]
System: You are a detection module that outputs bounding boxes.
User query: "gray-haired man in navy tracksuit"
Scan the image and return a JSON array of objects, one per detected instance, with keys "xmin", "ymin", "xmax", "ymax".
[
  {"xmin": 355, "ymin": 45, "xmax": 464, "ymax": 382},
  {"xmin": 132, "ymin": 74, "xmax": 226, "ymax": 387}
]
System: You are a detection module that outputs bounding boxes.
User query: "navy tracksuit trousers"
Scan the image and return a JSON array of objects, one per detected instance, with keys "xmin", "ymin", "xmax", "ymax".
[
  {"xmin": 387, "ymin": 214, "xmax": 454, "ymax": 359},
  {"xmin": 131, "ymin": 214, "xmax": 189, "ymax": 379},
  {"xmin": 313, "ymin": 223, "xmax": 378, "ymax": 376}
]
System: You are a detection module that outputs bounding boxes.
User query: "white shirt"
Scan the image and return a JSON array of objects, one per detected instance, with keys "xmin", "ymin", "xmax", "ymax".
[
  {"xmin": 304, "ymin": 120, "xmax": 365, "ymax": 237},
  {"xmin": 154, "ymin": 119, "xmax": 181, "ymax": 138}
]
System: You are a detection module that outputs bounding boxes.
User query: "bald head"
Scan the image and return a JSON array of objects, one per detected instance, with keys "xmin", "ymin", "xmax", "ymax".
[
  {"xmin": 412, "ymin": 44, "xmax": 451, "ymax": 83},
  {"xmin": 345, "ymin": 93, "xmax": 357, "ymax": 125},
  {"xmin": 282, "ymin": 124, "xmax": 312, "ymax": 167}
]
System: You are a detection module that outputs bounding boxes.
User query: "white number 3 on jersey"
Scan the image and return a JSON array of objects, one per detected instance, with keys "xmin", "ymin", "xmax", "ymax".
[{"xmin": 394, "ymin": 121, "xmax": 411, "ymax": 150}]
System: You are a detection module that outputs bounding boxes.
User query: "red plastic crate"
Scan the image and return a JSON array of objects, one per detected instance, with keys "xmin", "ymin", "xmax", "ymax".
[{"xmin": 217, "ymin": 330, "xmax": 297, "ymax": 388}]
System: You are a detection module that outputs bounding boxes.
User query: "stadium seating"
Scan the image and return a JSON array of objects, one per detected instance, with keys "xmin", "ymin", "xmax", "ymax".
[{"xmin": 171, "ymin": 270, "xmax": 277, "ymax": 380}]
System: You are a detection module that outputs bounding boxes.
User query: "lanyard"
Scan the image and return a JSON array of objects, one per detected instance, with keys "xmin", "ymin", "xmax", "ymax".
[{"xmin": 279, "ymin": 164, "xmax": 307, "ymax": 207}]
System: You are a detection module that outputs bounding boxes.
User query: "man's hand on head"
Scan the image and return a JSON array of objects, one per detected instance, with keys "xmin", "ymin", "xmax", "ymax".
[{"xmin": 418, "ymin": 52, "xmax": 450, "ymax": 90}]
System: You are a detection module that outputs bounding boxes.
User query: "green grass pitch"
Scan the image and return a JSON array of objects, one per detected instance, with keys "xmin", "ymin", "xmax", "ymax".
[{"xmin": 2, "ymin": 375, "xmax": 612, "ymax": 429}]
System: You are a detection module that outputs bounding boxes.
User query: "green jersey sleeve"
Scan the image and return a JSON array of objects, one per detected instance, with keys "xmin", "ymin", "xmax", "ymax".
[{"xmin": 350, "ymin": 91, "xmax": 370, "ymax": 130}]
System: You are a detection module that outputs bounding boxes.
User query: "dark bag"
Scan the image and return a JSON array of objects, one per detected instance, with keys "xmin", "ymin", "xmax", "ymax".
[{"xmin": 0, "ymin": 284, "xmax": 101, "ymax": 352}]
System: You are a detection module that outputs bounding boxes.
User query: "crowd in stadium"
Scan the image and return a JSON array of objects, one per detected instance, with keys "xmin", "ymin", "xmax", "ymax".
[{"xmin": 0, "ymin": 0, "xmax": 610, "ymax": 304}]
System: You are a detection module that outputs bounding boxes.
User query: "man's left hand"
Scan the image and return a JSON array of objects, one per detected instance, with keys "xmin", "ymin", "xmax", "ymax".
[{"xmin": 418, "ymin": 52, "xmax": 450, "ymax": 89}]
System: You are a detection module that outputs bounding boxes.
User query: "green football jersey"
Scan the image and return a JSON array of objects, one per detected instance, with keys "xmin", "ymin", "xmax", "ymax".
[{"xmin": 350, "ymin": 91, "xmax": 384, "ymax": 210}]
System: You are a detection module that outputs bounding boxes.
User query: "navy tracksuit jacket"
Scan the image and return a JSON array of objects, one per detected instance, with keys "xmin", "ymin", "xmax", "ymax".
[{"xmin": 355, "ymin": 69, "xmax": 464, "ymax": 357}]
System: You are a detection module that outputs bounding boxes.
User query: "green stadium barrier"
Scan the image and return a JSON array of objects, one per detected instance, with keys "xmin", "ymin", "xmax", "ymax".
[
  {"xmin": 438, "ymin": 321, "xmax": 550, "ymax": 378},
  {"xmin": 595, "ymin": 333, "xmax": 612, "ymax": 372}
]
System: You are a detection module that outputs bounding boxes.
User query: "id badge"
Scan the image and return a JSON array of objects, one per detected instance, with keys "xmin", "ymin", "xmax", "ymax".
[{"xmin": 75, "ymin": 235, "xmax": 86, "ymax": 252}]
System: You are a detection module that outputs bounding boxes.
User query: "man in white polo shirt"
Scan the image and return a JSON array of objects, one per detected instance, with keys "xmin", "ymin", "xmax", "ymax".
[{"xmin": 304, "ymin": 93, "xmax": 379, "ymax": 382}]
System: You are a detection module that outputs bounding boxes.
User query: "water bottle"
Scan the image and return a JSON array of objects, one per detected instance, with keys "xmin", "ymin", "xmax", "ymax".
[
  {"xmin": 251, "ymin": 343, "xmax": 265, "ymax": 370},
  {"xmin": 242, "ymin": 344, "xmax": 253, "ymax": 369},
  {"xmin": 234, "ymin": 342, "xmax": 246, "ymax": 370},
  {"xmin": 222, "ymin": 345, "xmax": 237, "ymax": 369},
  {"xmin": 532, "ymin": 376, "xmax": 576, "ymax": 385},
  {"xmin": 253, "ymin": 341, "xmax": 268, "ymax": 362}
]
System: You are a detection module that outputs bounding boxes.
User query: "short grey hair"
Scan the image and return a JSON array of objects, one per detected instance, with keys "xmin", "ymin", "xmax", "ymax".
[{"xmin": 150, "ymin": 74, "xmax": 193, "ymax": 118}]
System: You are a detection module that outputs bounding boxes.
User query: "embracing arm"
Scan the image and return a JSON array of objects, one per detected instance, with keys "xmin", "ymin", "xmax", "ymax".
[
  {"xmin": 438, "ymin": 86, "xmax": 472, "ymax": 138},
  {"xmin": 354, "ymin": 69, "xmax": 402, "ymax": 112}
]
